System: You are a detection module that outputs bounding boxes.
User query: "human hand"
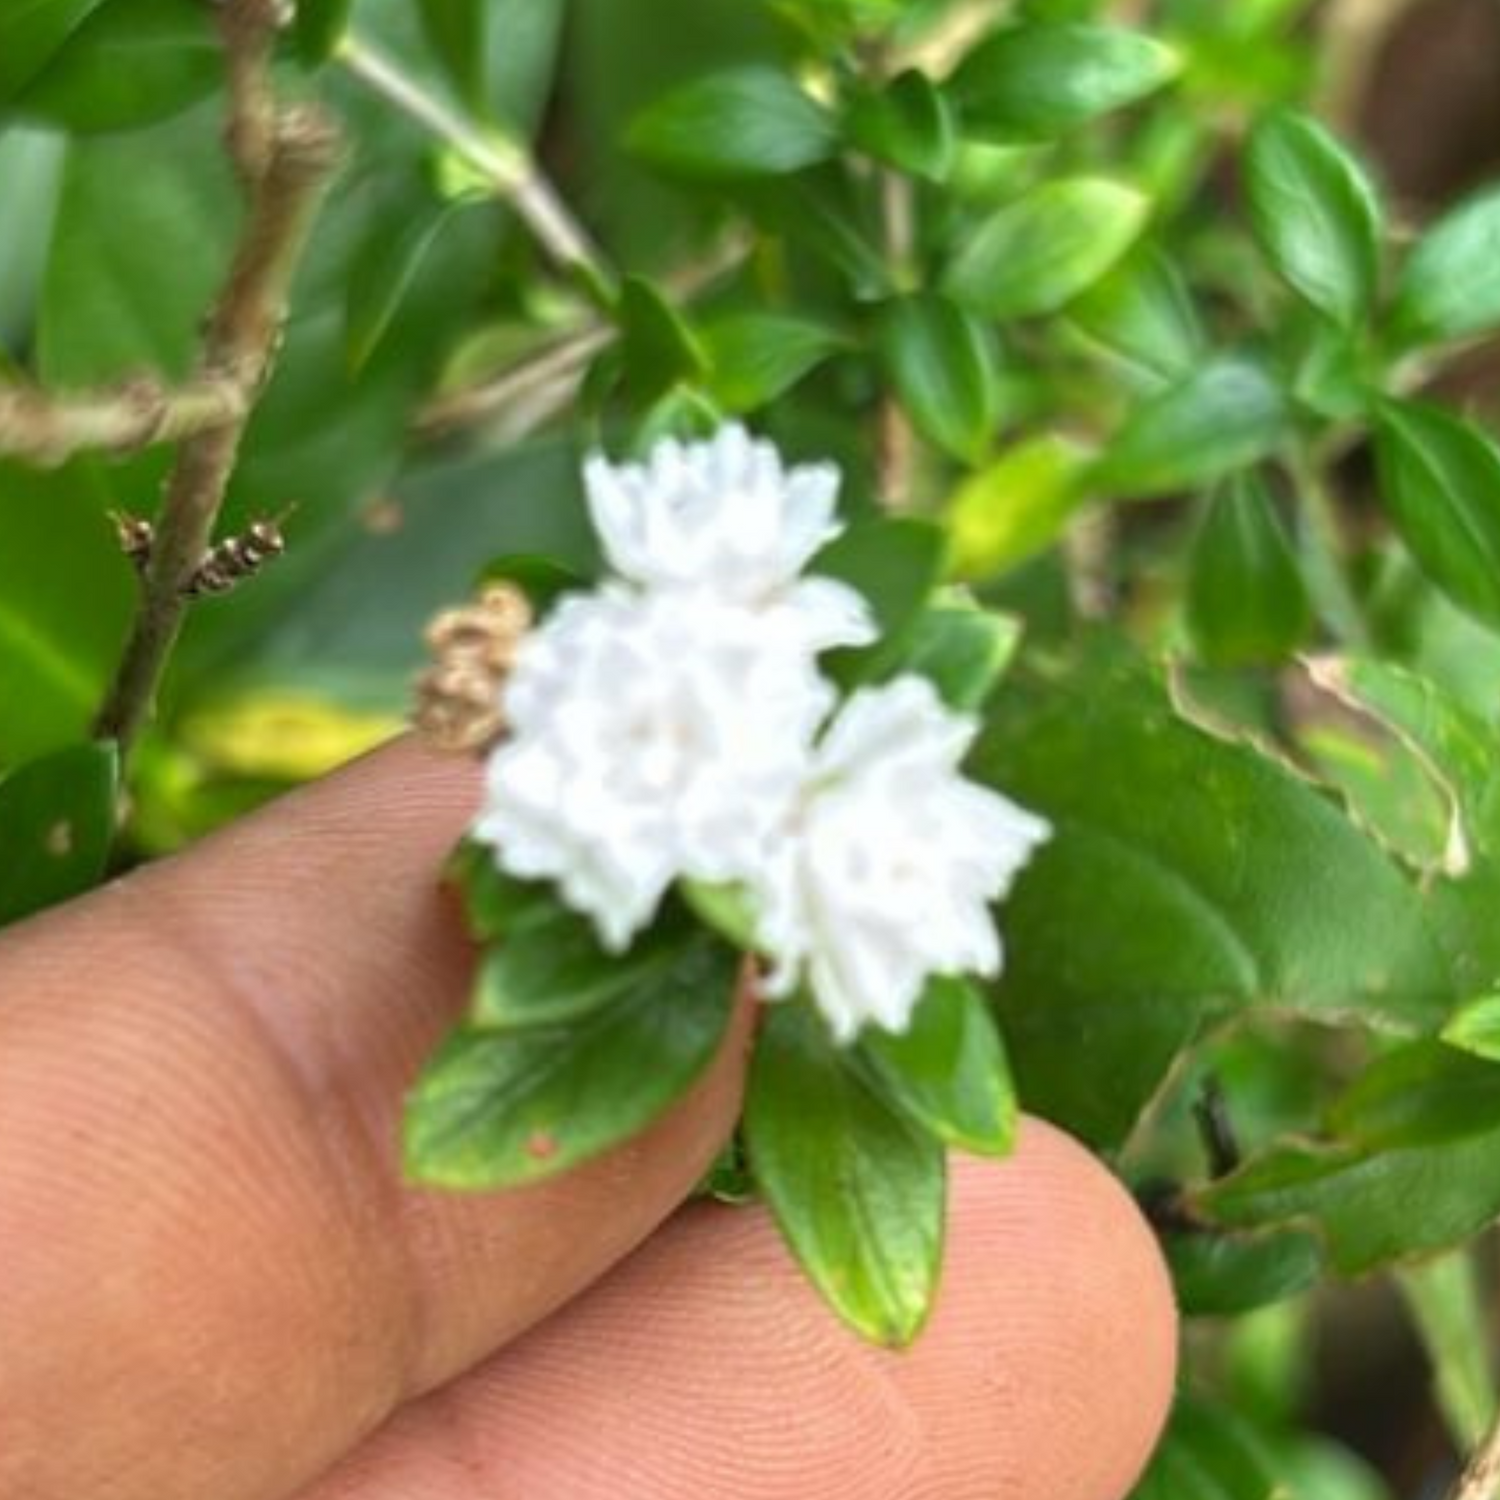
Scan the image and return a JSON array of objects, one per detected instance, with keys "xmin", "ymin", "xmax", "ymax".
[{"xmin": 0, "ymin": 740, "xmax": 1176, "ymax": 1500}]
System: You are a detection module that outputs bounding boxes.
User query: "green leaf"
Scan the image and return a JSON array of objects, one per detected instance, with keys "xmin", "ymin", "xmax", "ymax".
[
  {"xmin": 1164, "ymin": 1226, "xmax": 1323, "ymax": 1317},
  {"xmin": 877, "ymin": 293, "xmax": 1000, "ymax": 464},
  {"xmin": 701, "ymin": 311, "xmax": 845, "ymax": 412},
  {"xmin": 0, "ymin": 0, "xmax": 109, "ymax": 103},
  {"xmin": 746, "ymin": 1002, "xmax": 945, "ymax": 1346},
  {"xmin": 471, "ymin": 901, "xmax": 683, "ymax": 1029},
  {"xmin": 475, "ymin": 553, "xmax": 589, "ymax": 611},
  {"xmin": 943, "ymin": 177, "xmax": 1149, "ymax": 319},
  {"xmin": 416, "ymin": 0, "xmax": 484, "ymax": 108},
  {"xmin": 740, "ymin": 168, "xmax": 890, "ymax": 291},
  {"xmin": 876, "ymin": 599, "xmax": 1021, "ymax": 711},
  {"xmin": 1099, "ymin": 358, "xmax": 1288, "ymax": 500},
  {"xmin": 617, "ymin": 274, "xmax": 708, "ymax": 402},
  {"xmin": 1444, "ymin": 994, "xmax": 1500, "ymax": 1061},
  {"xmin": 294, "ymin": 0, "xmax": 353, "ymax": 65},
  {"xmin": 950, "ymin": 22, "xmax": 1181, "ymax": 136},
  {"xmin": 629, "ymin": 67, "xmax": 838, "ymax": 182},
  {"xmin": 1306, "ymin": 655, "xmax": 1499, "ymax": 870},
  {"xmin": 946, "ymin": 433, "xmax": 1094, "ymax": 577},
  {"xmin": 1393, "ymin": 1252, "xmax": 1497, "ymax": 1449},
  {"xmin": 1197, "ymin": 1044, "xmax": 1500, "ymax": 1273},
  {"xmin": 843, "ymin": 68, "xmax": 955, "ymax": 180},
  {"xmin": 446, "ymin": 838, "xmax": 552, "ymax": 945},
  {"xmin": 0, "ymin": 741, "xmax": 117, "ymax": 925},
  {"xmin": 812, "ymin": 517, "xmax": 947, "ymax": 684},
  {"xmin": 680, "ymin": 879, "xmax": 759, "ymax": 950},
  {"xmin": 1131, "ymin": 1394, "xmax": 1284, "ymax": 1500},
  {"xmin": 1391, "ymin": 183, "xmax": 1500, "ymax": 348},
  {"xmin": 1373, "ymin": 400, "xmax": 1500, "ymax": 630},
  {"xmin": 1068, "ymin": 246, "xmax": 1205, "ymax": 383},
  {"xmin": 345, "ymin": 199, "xmax": 470, "ymax": 373},
  {"xmin": 977, "ymin": 646, "xmax": 1454, "ymax": 1149},
  {"xmin": 856, "ymin": 976, "xmax": 1017, "ymax": 1155},
  {"xmin": 0, "ymin": 459, "xmax": 134, "ymax": 767},
  {"xmin": 14, "ymin": 0, "xmax": 221, "ymax": 134},
  {"xmin": 1187, "ymin": 473, "xmax": 1311, "ymax": 666},
  {"xmin": 1244, "ymin": 108, "xmax": 1382, "ymax": 327},
  {"xmin": 405, "ymin": 932, "xmax": 739, "ymax": 1188}
]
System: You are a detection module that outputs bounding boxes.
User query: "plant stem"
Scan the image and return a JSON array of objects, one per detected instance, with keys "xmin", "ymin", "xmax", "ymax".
[
  {"xmin": 1451, "ymin": 1410, "xmax": 1500, "ymax": 1500},
  {"xmin": 1398, "ymin": 1253, "xmax": 1497, "ymax": 1455},
  {"xmin": 336, "ymin": 34, "xmax": 617, "ymax": 304},
  {"xmin": 1288, "ymin": 448, "xmax": 1372, "ymax": 652},
  {"xmin": 0, "ymin": 378, "xmax": 245, "ymax": 466},
  {"xmin": 92, "ymin": 5, "xmax": 339, "ymax": 756}
]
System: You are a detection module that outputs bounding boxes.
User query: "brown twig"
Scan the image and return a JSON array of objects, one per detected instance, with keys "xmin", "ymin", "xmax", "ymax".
[
  {"xmin": 0, "ymin": 377, "xmax": 245, "ymax": 467},
  {"xmin": 92, "ymin": 5, "xmax": 340, "ymax": 755}
]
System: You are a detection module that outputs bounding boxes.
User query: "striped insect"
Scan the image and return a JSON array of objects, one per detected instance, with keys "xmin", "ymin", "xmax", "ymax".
[{"xmin": 109, "ymin": 508, "xmax": 292, "ymax": 597}]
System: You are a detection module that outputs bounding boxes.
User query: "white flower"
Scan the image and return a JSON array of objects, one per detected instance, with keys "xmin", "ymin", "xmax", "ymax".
[
  {"xmin": 751, "ymin": 676, "xmax": 1051, "ymax": 1042},
  {"xmin": 473, "ymin": 585, "xmax": 833, "ymax": 952},
  {"xmin": 583, "ymin": 424, "xmax": 876, "ymax": 653}
]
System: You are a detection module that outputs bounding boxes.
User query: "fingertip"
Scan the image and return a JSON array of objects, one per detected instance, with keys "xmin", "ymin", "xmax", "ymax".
[{"xmin": 896, "ymin": 1120, "xmax": 1178, "ymax": 1499}]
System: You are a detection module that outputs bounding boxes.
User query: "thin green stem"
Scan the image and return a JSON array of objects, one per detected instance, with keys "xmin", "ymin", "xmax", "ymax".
[
  {"xmin": 1288, "ymin": 447, "xmax": 1372, "ymax": 652},
  {"xmin": 337, "ymin": 34, "xmax": 617, "ymax": 305}
]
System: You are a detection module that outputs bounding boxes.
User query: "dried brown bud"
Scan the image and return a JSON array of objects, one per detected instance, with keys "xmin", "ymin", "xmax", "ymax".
[{"xmin": 411, "ymin": 582, "xmax": 533, "ymax": 754}]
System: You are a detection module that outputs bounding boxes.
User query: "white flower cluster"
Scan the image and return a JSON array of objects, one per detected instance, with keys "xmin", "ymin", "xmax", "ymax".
[{"xmin": 472, "ymin": 425, "xmax": 1050, "ymax": 1040}]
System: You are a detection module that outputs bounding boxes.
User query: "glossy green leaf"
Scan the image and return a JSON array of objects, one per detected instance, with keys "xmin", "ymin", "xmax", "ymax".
[
  {"xmin": 0, "ymin": 741, "xmax": 117, "ymax": 925},
  {"xmin": 1131, "ymin": 1394, "xmax": 1284, "ymax": 1500},
  {"xmin": 977, "ymin": 646, "xmax": 1454, "ymax": 1148},
  {"xmin": 0, "ymin": 0, "xmax": 109, "ymax": 102},
  {"xmin": 1099, "ymin": 359, "xmax": 1288, "ymax": 500},
  {"xmin": 1164, "ymin": 1226, "xmax": 1323, "ymax": 1317},
  {"xmin": 944, "ymin": 177, "xmax": 1149, "ymax": 319},
  {"xmin": 876, "ymin": 599, "xmax": 1021, "ymax": 711},
  {"xmin": 1197, "ymin": 1044, "xmax": 1500, "ymax": 1273},
  {"xmin": 1394, "ymin": 1252, "xmax": 1497, "ymax": 1449},
  {"xmin": 701, "ymin": 311, "xmax": 845, "ymax": 412},
  {"xmin": 295, "ymin": 0, "xmax": 353, "ymax": 65},
  {"xmin": 14, "ymin": 0, "xmax": 221, "ymax": 135},
  {"xmin": 405, "ymin": 932, "xmax": 739, "ymax": 1188},
  {"xmin": 739, "ymin": 168, "xmax": 889, "ymax": 291},
  {"xmin": 1244, "ymin": 108, "xmax": 1382, "ymax": 327},
  {"xmin": 843, "ymin": 68, "xmax": 955, "ymax": 180},
  {"xmin": 471, "ymin": 901, "xmax": 682, "ymax": 1029},
  {"xmin": 617, "ymin": 274, "xmax": 708, "ymax": 402},
  {"xmin": 856, "ymin": 976, "xmax": 1017, "ymax": 1155},
  {"xmin": 1373, "ymin": 400, "xmax": 1500, "ymax": 630},
  {"xmin": 416, "ymin": 0, "xmax": 484, "ymax": 107},
  {"xmin": 746, "ymin": 1002, "xmax": 945, "ymax": 1346},
  {"xmin": 1069, "ymin": 247, "xmax": 1204, "ymax": 382},
  {"xmin": 1391, "ymin": 183, "xmax": 1500, "ymax": 348},
  {"xmin": 629, "ymin": 67, "xmax": 838, "ymax": 182},
  {"xmin": 1187, "ymin": 474, "xmax": 1310, "ymax": 666},
  {"xmin": 877, "ymin": 293, "xmax": 1000, "ymax": 464},
  {"xmin": 475, "ymin": 553, "xmax": 589, "ymax": 611},
  {"xmin": 950, "ymin": 22, "xmax": 1180, "ymax": 136},
  {"xmin": 1443, "ymin": 994, "xmax": 1500, "ymax": 1061},
  {"xmin": 947, "ymin": 433, "xmax": 1094, "ymax": 577}
]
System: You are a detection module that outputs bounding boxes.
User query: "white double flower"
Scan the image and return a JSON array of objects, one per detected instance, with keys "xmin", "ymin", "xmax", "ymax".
[{"xmin": 473, "ymin": 424, "xmax": 1049, "ymax": 1039}]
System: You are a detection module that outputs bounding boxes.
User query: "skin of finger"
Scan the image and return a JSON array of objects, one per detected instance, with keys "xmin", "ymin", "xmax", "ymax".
[
  {"xmin": 299, "ymin": 1123, "xmax": 1178, "ymax": 1500},
  {"xmin": 0, "ymin": 739, "xmax": 755, "ymax": 1500}
]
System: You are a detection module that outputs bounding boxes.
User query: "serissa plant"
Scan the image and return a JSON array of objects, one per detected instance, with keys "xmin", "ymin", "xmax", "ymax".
[
  {"xmin": 405, "ymin": 424, "xmax": 1042, "ymax": 1345},
  {"xmin": 6, "ymin": 0, "xmax": 1500, "ymax": 1494}
]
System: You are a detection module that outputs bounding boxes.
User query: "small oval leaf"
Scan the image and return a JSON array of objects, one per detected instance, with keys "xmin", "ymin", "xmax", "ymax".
[
  {"xmin": 1244, "ymin": 108, "xmax": 1383, "ymax": 327},
  {"xmin": 950, "ymin": 22, "xmax": 1180, "ymax": 137},
  {"xmin": 943, "ymin": 177, "xmax": 1149, "ymax": 319},
  {"xmin": 1374, "ymin": 399, "xmax": 1500, "ymax": 629},
  {"xmin": 746, "ymin": 1002, "xmax": 946, "ymax": 1347},
  {"xmin": 628, "ymin": 67, "xmax": 838, "ymax": 182},
  {"xmin": 1392, "ymin": 183, "xmax": 1500, "ymax": 349}
]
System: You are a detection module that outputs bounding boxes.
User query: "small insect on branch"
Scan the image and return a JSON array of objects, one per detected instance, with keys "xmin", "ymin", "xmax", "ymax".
[{"xmin": 109, "ymin": 510, "xmax": 292, "ymax": 597}]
